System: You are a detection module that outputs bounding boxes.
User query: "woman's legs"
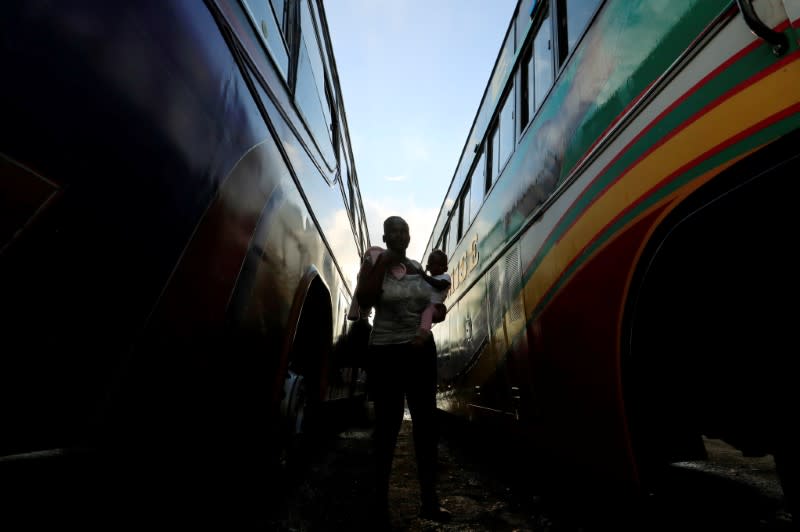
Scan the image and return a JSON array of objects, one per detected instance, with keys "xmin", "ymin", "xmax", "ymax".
[
  {"xmin": 369, "ymin": 345, "xmax": 406, "ymax": 508},
  {"xmin": 405, "ymin": 337, "xmax": 440, "ymax": 509}
]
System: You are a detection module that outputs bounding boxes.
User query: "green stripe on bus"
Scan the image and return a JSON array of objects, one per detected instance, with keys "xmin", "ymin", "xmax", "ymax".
[
  {"xmin": 524, "ymin": 37, "xmax": 788, "ymax": 285},
  {"xmin": 529, "ymin": 115, "xmax": 800, "ymax": 318}
]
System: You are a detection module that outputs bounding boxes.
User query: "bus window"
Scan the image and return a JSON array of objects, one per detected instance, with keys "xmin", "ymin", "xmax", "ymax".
[
  {"xmin": 515, "ymin": 0, "xmax": 536, "ymax": 51},
  {"xmin": 348, "ymin": 175, "xmax": 355, "ymax": 219},
  {"xmin": 326, "ymin": 80, "xmax": 338, "ymax": 148},
  {"xmin": 498, "ymin": 89, "xmax": 515, "ymax": 172},
  {"xmin": 457, "ymin": 189, "xmax": 468, "ymax": 241},
  {"xmin": 354, "ymin": 205, "xmax": 364, "ymax": 251},
  {"xmin": 440, "ymin": 224, "xmax": 449, "ymax": 255},
  {"xmin": 469, "ymin": 150, "xmax": 486, "ymax": 224},
  {"xmin": 520, "ymin": 45, "xmax": 534, "ymax": 133},
  {"xmin": 272, "ymin": 0, "xmax": 286, "ymax": 32},
  {"xmin": 533, "ymin": 8, "xmax": 553, "ymax": 112},
  {"xmin": 341, "ymin": 149, "xmax": 351, "ymax": 208},
  {"xmin": 447, "ymin": 217, "xmax": 458, "ymax": 255},
  {"xmin": 565, "ymin": 0, "xmax": 600, "ymax": 55},
  {"xmin": 295, "ymin": 0, "xmax": 336, "ymax": 164},
  {"xmin": 296, "ymin": 46, "xmax": 333, "ymax": 160},
  {"xmin": 242, "ymin": 0, "xmax": 289, "ymax": 77},
  {"xmin": 490, "ymin": 123, "xmax": 500, "ymax": 187},
  {"xmin": 301, "ymin": 1, "xmax": 327, "ymax": 117}
]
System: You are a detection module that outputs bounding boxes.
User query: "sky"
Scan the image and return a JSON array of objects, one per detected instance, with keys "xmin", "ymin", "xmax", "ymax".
[{"xmin": 324, "ymin": 0, "xmax": 518, "ymax": 262}]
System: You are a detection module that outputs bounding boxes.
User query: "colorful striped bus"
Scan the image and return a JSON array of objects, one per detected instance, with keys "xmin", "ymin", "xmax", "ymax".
[
  {"xmin": 423, "ymin": 0, "xmax": 798, "ymax": 507},
  {"xmin": 1, "ymin": 0, "xmax": 368, "ymax": 521}
]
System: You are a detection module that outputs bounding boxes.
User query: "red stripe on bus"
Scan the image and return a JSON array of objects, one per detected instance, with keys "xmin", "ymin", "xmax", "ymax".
[
  {"xmin": 147, "ymin": 156, "xmax": 273, "ymax": 340},
  {"xmin": 536, "ymin": 101, "xmax": 799, "ymax": 315},
  {"xmin": 581, "ymin": 44, "xmax": 798, "ymax": 227},
  {"xmin": 526, "ymin": 34, "xmax": 797, "ymax": 276}
]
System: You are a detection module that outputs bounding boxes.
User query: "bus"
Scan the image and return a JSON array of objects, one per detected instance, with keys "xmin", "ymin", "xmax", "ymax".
[
  {"xmin": 1, "ymin": 0, "xmax": 368, "ymax": 520},
  {"xmin": 423, "ymin": 0, "xmax": 798, "ymax": 509}
]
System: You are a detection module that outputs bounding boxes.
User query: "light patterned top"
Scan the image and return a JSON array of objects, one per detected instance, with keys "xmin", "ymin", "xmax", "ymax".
[
  {"xmin": 347, "ymin": 247, "xmax": 436, "ymax": 345},
  {"xmin": 370, "ymin": 261, "xmax": 435, "ymax": 345}
]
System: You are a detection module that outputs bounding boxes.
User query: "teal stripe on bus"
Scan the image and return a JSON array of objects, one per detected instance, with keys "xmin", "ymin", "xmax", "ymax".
[
  {"xmin": 529, "ymin": 110, "xmax": 800, "ymax": 319},
  {"xmin": 523, "ymin": 31, "xmax": 798, "ymax": 288}
]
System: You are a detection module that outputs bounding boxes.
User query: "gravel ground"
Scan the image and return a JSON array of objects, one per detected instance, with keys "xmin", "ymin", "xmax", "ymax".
[
  {"xmin": 1, "ymin": 408, "xmax": 790, "ymax": 530},
  {"xmin": 265, "ymin": 407, "xmax": 793, "ymax": 531}
]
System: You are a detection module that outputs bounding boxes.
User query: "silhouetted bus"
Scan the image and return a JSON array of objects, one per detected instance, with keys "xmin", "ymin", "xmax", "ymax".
[
  {"xmin": 1, "ymin": 0, "xmax": 368, "ymax": 519},
  {"xmin": 423, "ymin": 0, "xmax": 798, "ymax": 509}
]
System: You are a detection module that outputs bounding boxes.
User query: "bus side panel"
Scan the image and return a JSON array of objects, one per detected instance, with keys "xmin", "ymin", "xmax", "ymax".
[
  {"xmin": 431, "ymin": 0, "xmax": 798, "ymax": 494},
  {"xmin": 522, "ymin": 206, "xmax": 667, "ymax": 488},
  {"xmin": 515, "ymin": 0, "xmax": 798, "ymax": 488},
  {"xmin": 236, "ymin": 53, "xmax": 362, "ymax": 404},
  {"xmin": 0, "ymin": 0, "xmax": 264, "ymax": 456},
  {"xmin": 120, "ymin": 1, "xmax": 364, "ymax": 454}
]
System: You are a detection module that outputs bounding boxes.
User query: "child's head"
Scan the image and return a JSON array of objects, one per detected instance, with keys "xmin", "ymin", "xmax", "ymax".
[{"xmin": 426, "ymin": 249, "xmax": 448, "ymax": 276}]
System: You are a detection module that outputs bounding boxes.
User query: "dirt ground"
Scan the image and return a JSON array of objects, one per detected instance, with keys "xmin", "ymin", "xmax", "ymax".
[
  {"xmin": 0, "ymin": 404, "xmax": 791, "ymax": 531},
  {"xmin": 265, "ymin": 409, "xmax": 546, "ymax": 531},
  {"xmin": 265, "ymin": 406, "xmax": 793, "ymax": 531}
]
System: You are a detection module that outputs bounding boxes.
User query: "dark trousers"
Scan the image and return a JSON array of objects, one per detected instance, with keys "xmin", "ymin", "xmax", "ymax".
[{"xmin": 369, "ymin": 338, "xmax": 439, "ymax": 507}]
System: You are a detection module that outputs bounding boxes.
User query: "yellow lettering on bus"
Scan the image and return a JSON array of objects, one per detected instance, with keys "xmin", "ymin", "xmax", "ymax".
[
  {"xmin": 446, "ymin": 234, "xmax": 480, "ymax": 295},
  {"xmin": 469, "ymin": 234, "xmax": 479, "ymax": 272}
]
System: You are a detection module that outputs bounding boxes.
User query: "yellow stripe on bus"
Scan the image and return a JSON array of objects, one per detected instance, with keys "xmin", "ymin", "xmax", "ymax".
[{"xmin": 525, "ymin": 58, "xmax": 800, "ymax": 316}]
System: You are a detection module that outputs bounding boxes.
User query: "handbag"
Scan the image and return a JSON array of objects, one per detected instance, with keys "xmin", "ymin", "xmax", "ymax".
[{"xmin": 345, "ymin": 317, "xmax": 372, "ymax": 370}]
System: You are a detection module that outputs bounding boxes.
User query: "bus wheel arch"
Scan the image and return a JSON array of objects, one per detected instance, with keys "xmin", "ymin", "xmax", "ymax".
[
  {"xmin": 620, "ymin": 134, "xmax": 797, "ymax": 495},
  {"xmin": 277, "ymin": 267, "xmax": 333, "ymax": 450}
]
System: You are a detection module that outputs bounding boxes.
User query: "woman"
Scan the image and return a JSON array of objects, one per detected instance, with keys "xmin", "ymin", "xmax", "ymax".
[{"xmin": 354, "ymin": 216, "xmax": 450, "ymax": 524}]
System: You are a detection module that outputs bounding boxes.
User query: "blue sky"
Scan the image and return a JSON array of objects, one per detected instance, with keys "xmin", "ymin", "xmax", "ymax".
[{"xmin": 325, "ymin": 0, "xmax": 518, "ymax": 262}]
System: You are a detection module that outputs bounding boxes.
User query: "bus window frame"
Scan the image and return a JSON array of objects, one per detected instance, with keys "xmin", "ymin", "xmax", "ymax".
[
  {"xmin": 554, "ymin": 0, "xmax": 605, "ymax": 75},
  {"xmin": 447, "ymin": 213, "xmax": 458, "ymax": 256},
  {"xmin": 293, "ymin": 0, "xmax": 338, "ymax": 175},
  {"xmin": 239, "ymin": 0, "xmax": 291, "ymax": 81},
  {"xmin": 425, "ymin": 0, "xmax": 606, "ymax": 266},
  {"xmin": 519, "ymin": 43, "xmax": 533, "ymax": 134},
  {"xmin": 468, "ymin": 148, "xmax": 487, "ymax": 228},
  {"xmin": 489, "ymin": 121, "xmax": 500, "ymax": 189},
  {"xmin": 496, "ymin": 84, "xmax": 516, "ymax": 177},
  {"xmin": 517, "ymin": 0, "xmax": 556, "ymax": 143},
  {"xmin": 226, "ymin": 0, "xmax": 339, "ymax": 186},
  {"xmin": 224, "ymin": 2, "xmax": 341, "ymax": 189},
  {"xmin": 478, "ymin": 81, "xmax": 515, "ymax": 213},
  {"xmin": 457, "ymin": 187, "xmax": 468, "ymax": 242}
]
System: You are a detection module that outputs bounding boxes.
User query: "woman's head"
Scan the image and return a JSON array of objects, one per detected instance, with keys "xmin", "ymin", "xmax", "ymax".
[{"xmin": 382, "ymin": 216, "xmax": 410, "ymax": 254}]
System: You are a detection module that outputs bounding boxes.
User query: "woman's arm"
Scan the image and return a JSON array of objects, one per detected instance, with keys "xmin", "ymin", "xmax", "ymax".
[{"xmin": 354, "ymin": 251, "xmax": 392, "ymax": 309}]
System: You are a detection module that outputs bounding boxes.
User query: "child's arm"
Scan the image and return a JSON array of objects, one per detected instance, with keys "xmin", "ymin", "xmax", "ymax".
[
  {"xmin": 412, "ymin": 303, "xmax": 438, "ymax": 347},
  {"xmin": 423, "ymin": 273, "xmax": 451, "ymax": 291},
  {"xmin": 419, "ymin": 303, "xmax": 436, "ymax": 333},
  {"xmin": 431, "ymin": 303, "xmax": 447, "ymax": 324}
]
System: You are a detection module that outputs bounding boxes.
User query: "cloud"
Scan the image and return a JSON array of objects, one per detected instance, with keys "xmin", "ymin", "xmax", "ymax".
[{"xmin": 383, "ymin": 175, "xmax": 407, "ymax": 182}]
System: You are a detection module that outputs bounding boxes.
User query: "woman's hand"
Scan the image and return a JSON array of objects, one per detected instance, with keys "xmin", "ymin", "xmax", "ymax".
[
  {"xmin": 410, "ymin": 328, "xmax": 431, "ymax": 348},
  {"xmin": 355, "ymin": 252, "xmax": 390, "ymax": 309}
]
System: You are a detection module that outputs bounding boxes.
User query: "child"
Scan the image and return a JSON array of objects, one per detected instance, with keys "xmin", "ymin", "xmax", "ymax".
[{"xmin": 415, "ymin": 249, "xmax": 451, "ymax": 344}]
